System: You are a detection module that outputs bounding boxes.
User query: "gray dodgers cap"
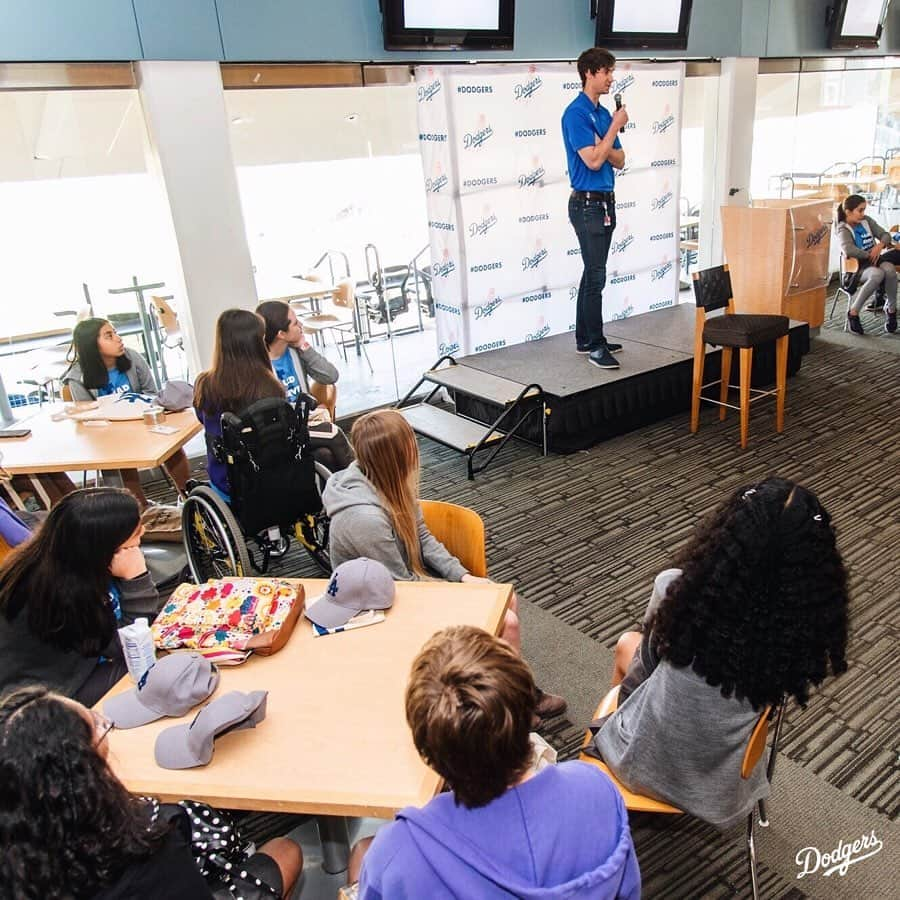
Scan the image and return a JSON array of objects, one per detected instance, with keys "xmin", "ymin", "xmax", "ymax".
[
  {"xmin": 304, "ymin": 557, "xmax": 396, "ymax": 629},
  {"xmin": 154, "ymin": 689, "xmax": 268, "ymax": 770},
  {"xmin": 104, "ymin": 652, "xmax": 220, "ymax": 729}
]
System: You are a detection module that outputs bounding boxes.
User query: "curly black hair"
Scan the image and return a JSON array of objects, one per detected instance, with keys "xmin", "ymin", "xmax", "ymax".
[
  {"xmin": 651, "ymin": 477, "xmax": 849, "ymax": 710},
  {"xmin": 0, "ymin": 686, "xmax": 169, "ymax": 899}
]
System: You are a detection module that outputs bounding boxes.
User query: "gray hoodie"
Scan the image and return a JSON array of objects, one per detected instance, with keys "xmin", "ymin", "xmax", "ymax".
[{"xmin": 322, "ymin": 462, "xmax": 467, "ymax": 581}]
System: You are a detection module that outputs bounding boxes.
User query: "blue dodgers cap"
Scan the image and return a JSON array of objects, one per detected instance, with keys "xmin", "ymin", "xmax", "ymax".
[
  {"xmin": 304, "ymin": 558, "xmax": 395, "ymax": 629},
  {"xmin": 104, "ymin": 652, "xmax": 220, "ymax": 729},
  {"xmin": 154, "ymin": 690, "xmax": 268, "ymax": 770}
]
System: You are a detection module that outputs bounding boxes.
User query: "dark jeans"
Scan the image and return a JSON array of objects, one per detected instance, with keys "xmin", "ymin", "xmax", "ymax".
[
  {"xmin": 568, "ymin": 195, "xmax": 616, "ymax": 350},
  {"xmin": 310, "ymin": 428, "xmax": 354, "ymax": 474}
]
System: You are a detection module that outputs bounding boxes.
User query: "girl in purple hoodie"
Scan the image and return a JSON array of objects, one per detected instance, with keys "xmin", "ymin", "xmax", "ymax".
[{"xmin": 355, "ymin": 626, "xmax": 640, "ymax": 900}]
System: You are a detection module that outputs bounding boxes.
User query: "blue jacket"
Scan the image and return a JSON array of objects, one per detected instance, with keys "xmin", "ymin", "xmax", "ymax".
[{"xmin": 360, "ymin": 762, "xmax": 641, "ymax": 899}]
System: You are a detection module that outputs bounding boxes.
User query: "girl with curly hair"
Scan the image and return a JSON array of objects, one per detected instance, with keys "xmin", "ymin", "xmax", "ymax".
[
  {"xmin": 0, "ymin": 686, "xmax": 302, "ymax": 900},
  {"xmin": 589, "ymin": 477, "xmax": 849, "ymax": 829}
]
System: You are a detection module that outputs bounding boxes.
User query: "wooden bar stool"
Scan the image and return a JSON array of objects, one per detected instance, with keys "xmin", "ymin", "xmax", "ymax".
[{"xmin": 691, "ymin": 265, "xmax": 790, "ymax": 449}]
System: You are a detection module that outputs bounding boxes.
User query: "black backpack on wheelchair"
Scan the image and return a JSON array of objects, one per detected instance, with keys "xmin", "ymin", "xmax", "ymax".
[
  {"xmin": 181, "ymin": 393, "xmax": 330, "ymax": 583},
  {"xmin": 217, "ymin": 395, "xmax": 321, "ymax": 537}
]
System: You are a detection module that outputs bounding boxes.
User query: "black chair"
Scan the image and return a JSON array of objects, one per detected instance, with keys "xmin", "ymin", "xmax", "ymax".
[{"xmin": 691, "ymin": 265, "xmax": 790, "ymax": 449}]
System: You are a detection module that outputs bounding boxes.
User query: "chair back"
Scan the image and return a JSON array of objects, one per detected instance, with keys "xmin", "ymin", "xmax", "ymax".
[
  {"xmin": 150, "ymin": 296, "xmax": 181, "ymax": 337},
  {"xmin": 420, "ymin": 499, "xmax": 487, "ymax": 577},
  {"xmin": 0, "ymin": 533, "xmax": 13, "ymax": 565},
  {"xmin": 332, "ymin": 278, "xmax": 355, "ymax": 309},
  {"xmin": 308, "ymin": 379, "xmax": 337, "ymax": 422},
  {"xmin": 741, "ymin": 705, "xmax": 773, "ymax": 779},
  {"xmin": 61, "ymin": 383, "xmax": 73, "ymax": 402},
  {"xmin": 692, "ymin": 264, "xmax": 734, "ymax": 313}
]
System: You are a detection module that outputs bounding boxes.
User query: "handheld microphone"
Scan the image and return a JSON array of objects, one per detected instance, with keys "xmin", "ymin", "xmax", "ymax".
[{"xmin": 614, "ymin": 93, "xmax": 625, "ymax": 133}]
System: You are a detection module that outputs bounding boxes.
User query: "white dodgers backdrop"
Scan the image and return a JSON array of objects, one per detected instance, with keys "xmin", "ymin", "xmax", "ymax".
[{"xmin": 415, "ymin": 61, "xmax": 685, "ymax": 358}]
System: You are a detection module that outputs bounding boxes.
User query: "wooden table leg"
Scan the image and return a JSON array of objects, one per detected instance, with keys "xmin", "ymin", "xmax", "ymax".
[
  {"xmin": 775, "ymin": 335, "xmax": 788, "ymax": 433},
  {"xmin": 739, "ymin": 348, "xmax": 753, "ymax": 449}
]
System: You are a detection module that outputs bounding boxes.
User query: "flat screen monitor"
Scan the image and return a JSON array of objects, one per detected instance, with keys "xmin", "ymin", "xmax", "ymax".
[
  {"xmin": 381, "ymin": 0, "xmax": 515, "ymax": 51},
  {"xmin": 827, "ymin": 0, "xmax": 888, "ymax": 49},
  {"xmin": 594, "ymin": 0, "xmax": 693, "ymax": 51}
]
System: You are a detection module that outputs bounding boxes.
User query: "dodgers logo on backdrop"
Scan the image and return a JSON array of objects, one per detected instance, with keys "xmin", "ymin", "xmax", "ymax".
[
  {"xmin": 522, "ymin": 240, "xmax": 548, "ymax": 271},
  {"xmin": 438, "ymin": 340, "xmax": 461, "ymax": 356},
  {"xmin": 518, "ymin": 157, "xmax": 546, "ymax": 188},
  {"xmin": 417, "ymin": 77, "xmax": 441, "ymax": 103},
  {"xmin": 562, "ymin": 80, "xmax": 580, "ymax": 91},
  {"xmin": 616, "ymin": 165, "xmax": 631, "ymax": 178},
  {"xmin": 457, "ymin": 83, "xmax": 493, "ymax": 94},
  {"xmin": 434, "ymin": 301, "xmax": 462, "ymax": 315},
  {"xmin": 474, "ymin": 289, "xmax": 504, "ymax": 319},
  {"xmin": 464, "ymin": 114, "xmax": 494, "ymax": 150},
  {"xmin": 515, "ymin": 66, "xmax": 543, "ymax": 101},
  {"xmin": 469, "ymin": 205, "xmax": 498, "ymax": 238},
  {"xmin": 611, "ymin": 227, "xmax": 634, "ymax": 256},
  {"xmin": 610, "ymin": 71, "xmax": 636, "ymax": 94},
  {"xmin": 433, "ymin": 248, "xmax": 456, "ymax": 279},
  {"xmin": 650, "ymin": 231, "xmax": 675, "ymax": 242},
  {"xmin": 462, "ymin": 175, "xmax": 499, "ymax": 189},
  {"xmin": 568, "ymin": 286, "xmax": 578, "ymax": 301},
  {"xmin": 649, "ymin": 299, "xmax": 674, "ymax": 310},
  {"xmin": 651, "ymin": 259, "xmax": 674, "ymax": 282},
  {"xmin": 523, "ymin": 289, "xmax": 551, "ymax": 303},
  {"xmin": 428, "ymin": 219, "xmax": 455, "ymax": 232},
  {"xmin": 652, "ymin": 103, "xmax": 676, "ymax": 135},
  {"xmin": 612, "ymin": 300, "xmax": 635, "ymax": 320},
  {"xmin": 474, "ymin": 339, "xmax": 506, "ymax": 352},
  {"xmin": 425, "ymin": 161, "xmax": 448, "ymax": 194},
  {"xmin": 514, "ymin": 126, "xmax": 547, "ymax": 139},
  {"xmin": 610, "ymin": 272, "xmax": 636, "ymax": 285},
  {"xmin": 651, "ymin": 180, "xmax": 674, "ymax": 211},
  {"xmin": 519, "ymin": 211, "xmax": 550, "ymax": 225},
  {"xmin": 526, "ymin": 319, "xmax": 551, "ymax": 341},
  {"xmin": 419, "ymin": 131, "xmax": 447, "ymax": 143},
  {"xmin": 652, "ymin": 78, "xmax": 679, "ymax": 88}
]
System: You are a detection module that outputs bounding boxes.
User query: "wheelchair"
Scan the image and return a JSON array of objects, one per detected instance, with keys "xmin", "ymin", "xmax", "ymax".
[{"xmin": 181, "ymin": 394, "xmax": 331, "ymax": 582}]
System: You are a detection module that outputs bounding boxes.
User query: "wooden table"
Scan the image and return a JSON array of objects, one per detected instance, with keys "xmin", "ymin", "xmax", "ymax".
[
  {"xmin": 0, "ymin": 406, "xmax": 202, "ymax": 475},
  {"xmin": 101, "ymin": 579, "xmax": 512, "ymax": 818},
  {"xmin": 256, "ymin": 277, "xmax": 336, "ymax": 311}
]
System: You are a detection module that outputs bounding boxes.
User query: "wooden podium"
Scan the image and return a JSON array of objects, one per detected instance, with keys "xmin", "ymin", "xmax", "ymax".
[{"xmin": 721, "ymin": 199, "xmax": 832, "ymax": 327}]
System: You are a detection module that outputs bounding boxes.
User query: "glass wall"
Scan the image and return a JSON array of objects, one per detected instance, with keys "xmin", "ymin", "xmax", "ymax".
[
  {"xmin": 0, "ymin": 88, "xmax": 181, "ymax": 407},
  {"xmin": 225, "ymin": 84, "xmax": 434, "ymax": 415}
]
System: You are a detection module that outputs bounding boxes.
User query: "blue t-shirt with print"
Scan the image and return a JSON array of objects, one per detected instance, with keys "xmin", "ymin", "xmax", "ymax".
[
  {"xmin": 272, "ymin": 350, "xmax": 301, "ymax": 404},
  {"xmin": 97, "ymin": 367, "xmax": 131, "ymax": 397},
  {"xmin": 562, "ymin": 91, "xmax": 622, "ymax": 192},
  {"xmin": 853, "ymin": 222, "xmax": 876, "ymax": 252}
]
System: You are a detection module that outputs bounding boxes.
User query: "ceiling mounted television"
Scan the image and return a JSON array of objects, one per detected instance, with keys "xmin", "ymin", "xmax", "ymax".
[
  {"xmin": 826, "ymin": 0, "xmax": 888, "ymax": 49},
  {"xmin": 381, "ymin": 0, "xmax": 515, "ymax": 51},
  {"xmin": 593, "ymin": 0, "xmax": 693, "ymax": 51}
]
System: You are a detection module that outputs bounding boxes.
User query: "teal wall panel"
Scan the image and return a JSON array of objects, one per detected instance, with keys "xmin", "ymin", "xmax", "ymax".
[{"xmin": 133, "ymin": 0, "xmax": 223, "ymax": 61}]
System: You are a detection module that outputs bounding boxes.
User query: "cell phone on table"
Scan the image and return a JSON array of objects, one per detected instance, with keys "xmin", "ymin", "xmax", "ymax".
[{"xmin": 0, "ymin": 428, "xmax": 31, "ymax": 438}]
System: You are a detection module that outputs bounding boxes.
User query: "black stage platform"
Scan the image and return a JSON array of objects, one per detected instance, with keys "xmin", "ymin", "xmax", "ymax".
[{"xmin": 453, "ymin": 304, "xmax": 810, "ymax": 453}]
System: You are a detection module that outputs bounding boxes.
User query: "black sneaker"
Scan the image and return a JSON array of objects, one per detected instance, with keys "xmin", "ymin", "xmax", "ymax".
[
  {"xmin": 847, "ymin": 313, "xmax": 864, "ymax": 335},
  {"xmin": 588, "ymin": 347, "xmax": 620, "ymax": 369},
  {"xmin": 886, "ymin": 310, "xmax": 897, "ymax": 333},
  {"xmin": 867, "ymin": 289, "xmax": 887, "ymax": 312},
  {"xmin": 605, "ymin": 342, "xmax": 623, "ymax": 353},
  {"xmin": 576, "ymin": 344, "xmax": 592, "ymax": 354}
]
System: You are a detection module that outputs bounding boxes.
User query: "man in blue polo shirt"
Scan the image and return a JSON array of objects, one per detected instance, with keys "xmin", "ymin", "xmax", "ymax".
[{"xmin": 562, "ymin": 47, "xmax": 628, "ymax": 370}]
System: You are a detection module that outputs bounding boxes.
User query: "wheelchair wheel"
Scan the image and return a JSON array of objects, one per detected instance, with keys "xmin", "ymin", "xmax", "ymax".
[
  {"xmin": 181, "ymin": 486, "xmax": 251, "ymax": 582},
  {"xmin": 292, "ymin": 460, "xmax": 333, "ymax": 574}
]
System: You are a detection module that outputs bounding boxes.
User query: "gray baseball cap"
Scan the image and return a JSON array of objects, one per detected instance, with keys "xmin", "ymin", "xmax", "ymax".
[
  {"xmin": 154, "ymin": 690, "xmax": 268, "ymax": 770},
  {"xmin": 305, "ymin": 557, "xmax": 396, "ymax": 629},
  {"xmin": 104, "ymin": 652, "xmax": 220, "ymax": 729}
]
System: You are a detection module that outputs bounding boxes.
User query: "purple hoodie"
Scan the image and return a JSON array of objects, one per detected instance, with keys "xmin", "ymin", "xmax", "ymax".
[{"xmin": 360, "ymin": 761, "xmax": 640, "ymax": 899}]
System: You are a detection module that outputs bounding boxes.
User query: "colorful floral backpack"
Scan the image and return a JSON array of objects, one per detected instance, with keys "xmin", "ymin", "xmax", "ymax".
[{"xmin": 151, "ymin": 578, "xmax": 304, "ymax": 656}]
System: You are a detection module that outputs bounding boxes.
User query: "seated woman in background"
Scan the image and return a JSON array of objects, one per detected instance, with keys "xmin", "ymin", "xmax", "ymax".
[
  {"xmin": 0, "ymin": 488, "xmax": 160, "ymax": 706},
  {"xmin": 63, "ymin": 318, "xmax": 191, "ymax": 506},
  {"xmin": 256, "ymin": 300, "xmax": 354, "ymax": 473},
  {"xmin": 590, "ymin": 477, "xmax": 849, "ymax": 830},
  {"xmin": 834, "ymin": 194, "xmax": 898, "ymax": 334},
  {"xmin": 193, "ymin": 309, "xmax": 288, "ymax": 501},
  {"xmin": 0, "ymin": 685, "xmax": 302, "ymax": 899},
  {"xmin": 354, "ymin": 626, "xmax": 640, "ymax": 899},
  {"xmin": 323, "ymin": 409, "xmax": 566, "ymax": 718}
]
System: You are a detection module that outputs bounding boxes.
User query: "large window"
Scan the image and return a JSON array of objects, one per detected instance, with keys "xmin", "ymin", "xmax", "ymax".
[
  {"xmin": 225, "ymin": 84, "xmax": 435, "ymax": 415},
  {"xmin": 0, "ymin": 87, "xmax": 180, "ymax": 407}
]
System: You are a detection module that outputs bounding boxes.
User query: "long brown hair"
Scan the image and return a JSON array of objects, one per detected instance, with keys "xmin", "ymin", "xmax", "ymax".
[
  {"xmin": 193, "ymin": 309, "xmax": 284, "ymax": 415},
  {"xmin": 351, "ymin": 410, "xmax": 424, "ymax": 575}
]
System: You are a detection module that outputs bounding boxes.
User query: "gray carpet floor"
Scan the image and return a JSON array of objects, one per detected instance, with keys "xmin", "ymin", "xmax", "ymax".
[{"xmin": 164, "ymin": 331, "xmax": 897, "ymax": 899}]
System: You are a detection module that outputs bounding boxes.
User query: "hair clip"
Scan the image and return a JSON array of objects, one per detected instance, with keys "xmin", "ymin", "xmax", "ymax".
[
  {"xmin": 812, "ymin": 513, "xmax": 823, "ymax": 522},
  {"xmin": 742, "ymin": 488, "xmax": 757, "ymax": 500}
]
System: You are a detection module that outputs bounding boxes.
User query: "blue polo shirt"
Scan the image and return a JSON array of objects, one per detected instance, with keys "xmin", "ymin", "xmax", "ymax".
[
  {"xmin": 97, "ymin": 367, "xmax": 131, "ymax": 397},
  {"xmin": 562, "ymin": 91, "xmax": 621, "ymax": 192},
  {"xmin": 271, "ymin": 349, "xmax": 302, "ymax": 404}
]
